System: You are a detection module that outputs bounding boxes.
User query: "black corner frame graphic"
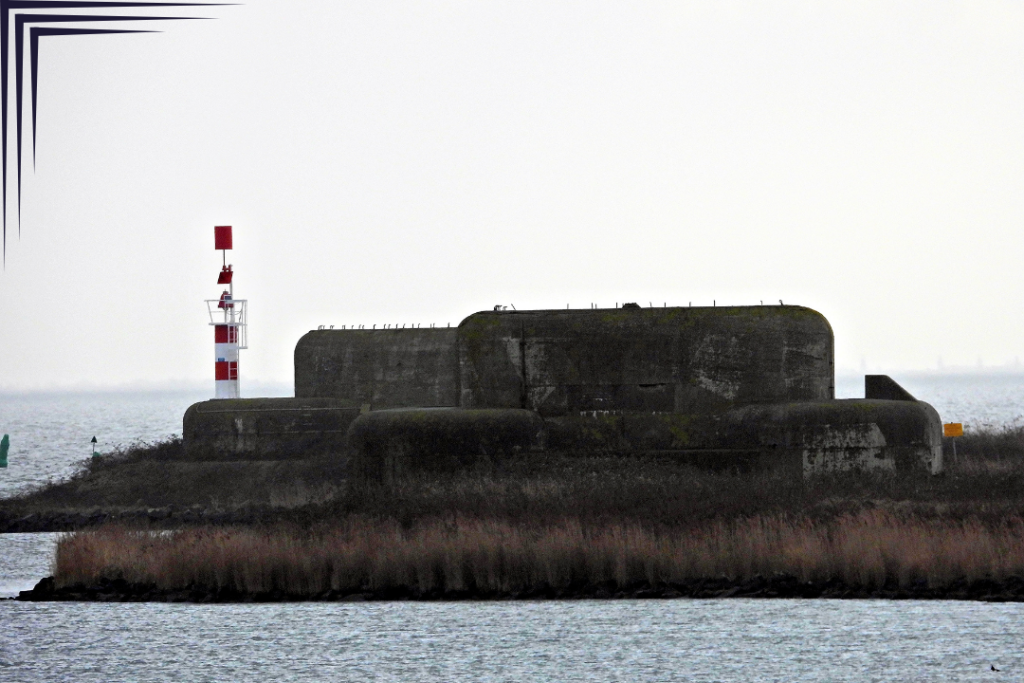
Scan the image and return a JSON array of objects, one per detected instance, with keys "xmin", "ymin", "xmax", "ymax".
[{"xmin": 1, "ymin": 0, "xmax": 230, "ymax": 260}]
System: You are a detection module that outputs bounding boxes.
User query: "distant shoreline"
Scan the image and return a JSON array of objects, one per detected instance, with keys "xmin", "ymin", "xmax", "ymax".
[
  {"xmin": 9, "ymin": 369, "xmax": 1024, "ymax": 396},
  {"xmin": 17, "ymin": 574, "xmax": 1024, "ymax": 603}
]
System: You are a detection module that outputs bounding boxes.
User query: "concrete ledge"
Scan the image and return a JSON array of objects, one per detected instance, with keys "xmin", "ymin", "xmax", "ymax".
[
  {"xmin": 544, "ymin": 398, "xmax": 941, "ymax": 475},
  {"xmin": 721, "ymin": 399, "xmax": 943, "ymax": 475},
  {"xmin": 183, "ymin": 396, "xmax": 941, "ymax": 476},
  {"xmin": 347, "ymin": 408, "xmax": 545, "ymax": 483},
  {"xmin": 183, "ymin": 398, "xmax": 361, "ymax": 460}
]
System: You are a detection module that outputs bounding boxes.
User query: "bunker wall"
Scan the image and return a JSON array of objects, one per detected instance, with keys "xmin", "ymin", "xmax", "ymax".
[
  {"xmin": 183, "ymin": 398, "xmax": 360, "ymax": 460},
  {"xmin": 458, "ymin": 306, "xmax": 834, "ymax": 415},
  {"xmin": 721, "ymin": 399, "xmax": 943, "ymax": 475},
  {"xmin": 537, "ymin": 398, "xmax": 941, "ymax": 475},
  {"xmin": 294, "ymin": 328, "xmax": 459, "ymax": 408},
  {"xmin": 347, "ymin": 408, "xmax": 545, "ymax": 484}
]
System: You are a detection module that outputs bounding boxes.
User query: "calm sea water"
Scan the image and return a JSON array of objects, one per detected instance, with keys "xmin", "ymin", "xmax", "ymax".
[
  {"xmin": 0, "ymin": 375, "xmax": 1022, "ymax": 499},
  {"xmin": 0, "ymin": 390, "xmax": 209, "ymax": 498},
  {"xmin": 2, "ymin": 572, "xmax": 1023, "ymax": 681},
  {"xmin": 2, "ymin": 381, "xmax": 1024, "ymax": 681},
  {"xmin": 1, "ymin": 535, "xmax": 1022, "ymax": 682},
  {"xmin": 835, "ymin": 373, "xmax": 1024, "ymax": 430},
  {"xmin": 1, "ymin": 534, "xmax": 1022, "ymax": 683}
]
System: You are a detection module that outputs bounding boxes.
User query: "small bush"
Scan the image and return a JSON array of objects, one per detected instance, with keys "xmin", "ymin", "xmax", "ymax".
[
  {"xmin": 84, "ymin": 438, "xmax": 186, "ymax": 473},
  {"xmin": 944, "ymin": 426, "xmax": 1024, "ymax": 464}
]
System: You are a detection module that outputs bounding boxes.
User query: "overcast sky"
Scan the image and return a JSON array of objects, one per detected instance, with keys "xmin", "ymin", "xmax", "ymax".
[{"xmin": 1, "ymin": 0, "xmax": 1022, "ymax": 392}]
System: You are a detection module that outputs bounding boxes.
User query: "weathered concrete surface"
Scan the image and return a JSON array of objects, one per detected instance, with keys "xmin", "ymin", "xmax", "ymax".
[
  {"xmin": 457, "ymin": 306, "xmax": 834, "ymax": 415},
  {"xmin": 343, "ymin": 396, "xmax": 940, "ymax": 479},
  {"xmin": 347, "ymin": 408, "xmax": 545, "ymax": 483},
  {"xmin": 195, "ymin": 306, "xmax": 939, "ymax": 478},
  {"xmin": 183, "ymin": 398, "xmax": 360, "ymax": 460},
  {"xmin": 294, "ymin": 328, "xmax": 459, "ymax": 408},
  {"xmin": 542, "ymin": 395, "xmax": 942, "ymax": 475},
  {"xmin": 721, "ymin": 399, "xmax": 943, "ymax": 475},
  {"xmin": 294, "ymin": 307, "xmax": 833, "ymax": 415},
  {"xmin": 543, "ymin": 411, "xmax": 793, "ymax": 473}
]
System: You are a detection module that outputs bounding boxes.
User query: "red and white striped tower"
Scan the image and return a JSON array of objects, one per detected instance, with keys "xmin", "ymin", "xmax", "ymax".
[{"xmin": 206, "ymin": 226, "xmax": 248, "ymax": 399}]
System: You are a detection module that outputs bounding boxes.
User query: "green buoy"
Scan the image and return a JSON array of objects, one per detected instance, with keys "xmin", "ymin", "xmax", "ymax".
[
  {"xmin": 0, "ymin": 434, "xmax": 9, "ymax": 468},
  {"xmin": 91, "ymin": 436, "xmax": 98, "ymax": 457}
]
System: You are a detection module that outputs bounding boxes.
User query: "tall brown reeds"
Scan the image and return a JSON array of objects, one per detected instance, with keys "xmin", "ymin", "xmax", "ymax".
[{"xmin": 54, "ymin": 512, "xmax": 1024, "ymax": 597}]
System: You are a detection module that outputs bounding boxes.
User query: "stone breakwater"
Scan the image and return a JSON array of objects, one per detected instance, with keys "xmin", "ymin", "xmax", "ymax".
[{"xmin": 17, "ymin": 574, "xmax": 1024, "ymax": 603}]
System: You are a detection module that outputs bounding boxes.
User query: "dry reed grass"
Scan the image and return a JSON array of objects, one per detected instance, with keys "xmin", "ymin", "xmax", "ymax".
[
  {"xmin": 54, "ymin": 512, "xmax": 1024, "ymax": 596},
  {"xmin": 946, "ymin": 426, "xmax": 1024, "ymax": 462}
]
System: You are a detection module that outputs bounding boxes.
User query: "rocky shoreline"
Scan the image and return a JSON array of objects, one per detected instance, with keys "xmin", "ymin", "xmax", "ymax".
[{"xmin": 16, "ymin": 574, "xmax": 1024, "ymax": 603}]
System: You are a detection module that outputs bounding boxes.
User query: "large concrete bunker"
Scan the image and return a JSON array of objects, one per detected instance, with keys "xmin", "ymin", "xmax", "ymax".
[
  {"xmin": 456, "ymin": 306, "xmax": 834, "ymax": 413},
  {"xmin": 184, "ymin": 305, "xmax": 942, "ymax": 477}
]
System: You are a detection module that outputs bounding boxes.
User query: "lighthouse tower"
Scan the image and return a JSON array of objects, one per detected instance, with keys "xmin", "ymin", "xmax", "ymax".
[{"xmin": 206, "ymin": 225, "xmax": 247, "ymax": 399}]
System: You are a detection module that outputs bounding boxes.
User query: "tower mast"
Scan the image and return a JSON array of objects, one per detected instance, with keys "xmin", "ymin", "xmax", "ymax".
[{"xmin": 207, "ymin": 225, "xmax": 247, "ymax": 399}]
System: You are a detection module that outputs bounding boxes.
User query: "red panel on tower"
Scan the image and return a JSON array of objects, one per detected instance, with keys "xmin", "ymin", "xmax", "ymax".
[
  {"xmin": 215, "ymin": 325, "xmax": 238, "ymax": 343},
  {"xmin": 215, "ymin": 361, "xmax": 229, "ymax": 380},
  {"xmin": 214, "ymin": 225, "xmax": 233, "ymax": 250},
  {"xmin": 217, "ymin": 266, "xmax": 233, "ymax": 284}
]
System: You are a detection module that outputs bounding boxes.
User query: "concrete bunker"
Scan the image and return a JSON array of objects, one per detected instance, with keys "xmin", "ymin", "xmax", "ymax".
[
  {"xmin": 346, "ymin": 408, "xmax": 545, "ymax": 483},
  {"xmin": 183, "ymin": 305, "xmax": 942, "ymax": 478},
  {"xmin": 457, "ymin": 306, "xmax": 834, "ymax": 413},
  {"xmin": 183, "ymin": 398, "xmax": 360, "ymax": 460},
  {"xmin": 295, "ymin": 327, "xmax": 459, "ymax": 408}
]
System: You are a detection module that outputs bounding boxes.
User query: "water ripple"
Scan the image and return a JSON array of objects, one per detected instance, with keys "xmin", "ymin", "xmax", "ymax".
[{"xmin": 0, "ymin": 599, "xmax": 1020, "ymax": 682}]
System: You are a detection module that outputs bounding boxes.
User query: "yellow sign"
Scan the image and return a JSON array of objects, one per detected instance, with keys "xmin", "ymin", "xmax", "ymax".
[{"xmin": 944, "ymin": 423, "xmax": 963, "ymax": 438}]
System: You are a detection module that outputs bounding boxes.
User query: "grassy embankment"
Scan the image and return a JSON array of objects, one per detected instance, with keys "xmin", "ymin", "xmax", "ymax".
[
  {"xmin": 16, "ymin": 427, "xmax": 1024, "ymax": 600},
  {"xmin": 0, "ymin": 439, "xmax": 346, "ymax": 528}
]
